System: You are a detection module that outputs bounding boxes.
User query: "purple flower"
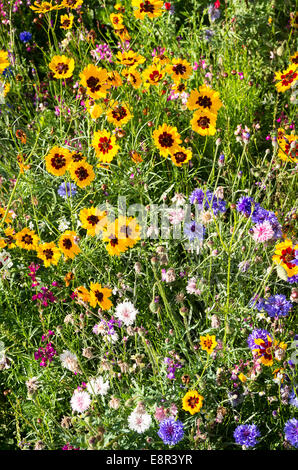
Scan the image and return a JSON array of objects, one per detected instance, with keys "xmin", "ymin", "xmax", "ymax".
[
  {"xmin": 284, "ymin": 418, "xmax": 298, "ymax": 448},
  {"xmin": 158, "ymin": 417, "xmax": 184, "ymax": 446},
  {"xmin": 19, "ymin": 31, "xmax": 32, "ymax": 43},
  {"xmin": 236, "ymin": 196, "xmax": 255, "ymax": 216},
  {"xmin": 247, "ymin": 329, "xmax": 272, "ymax": 350},
  {"xmin": 262, "ymin": 294, "xmax": 292, "ymax": 318},
  {"xmin": 233, "ymin": 424, "xmax": 260, "ymax": 447},
  {"xmin": 184, "ymin": 221, "xmax": 205, "ymax": 241},
  {"xmin": 58, "ymin": 182, "xmax": 77, "ymax": 198},
  {"xmin": 208, "ymin": 4, "xmax": 221, "ymax": 22},
  {"xmin": 189, "ymin": 188, "xmax": 205, "ymax": 206}
]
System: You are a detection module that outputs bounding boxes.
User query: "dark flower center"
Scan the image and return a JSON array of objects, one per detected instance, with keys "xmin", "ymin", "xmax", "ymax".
[
  {"xmin": 87, "ymin": 215, "xmax": 99, "ymax": 226},
  {"xmin": 22, "ymin": 234, "xmax": 33, "ymax": 245},
  {"xmin": 98, "ymin": 137, "xmax": 112, "ymax": 153},
  {"xmin": 108, "ymin": 234, "xmax": 119, "ymax": 247},
  {"xmin": 56, "ymin": 62, "xmax": 69, "ymax": 74},
  {"xmin": 197, "ymin": 116, "xmax": 210, "ymax": 129},
  {"xmin": 86, "ymin": 76, "xmax": 101, "ymax": 93},
  {"xmin": 140, "ymin": 1, "xmax": 155, "ymax": 13},
  {"xmin": 158, "ymin": 131, "xmax": 174, "ymax": 148},
  {"xmin": 51, "ymin": 154, "xmax": 66, "ymax": 169},
  {"xmin": 63, "ymin": 238, "xmax": 72, "ymax": 250},
  {"xmin": 173, "ymin": 151, "xmax": 187, "ymax": 163},
  {"xmin": 173, "ymin": 63, "xmax": 186, "ymax": 75},
  {"xmin": 197, "ymin": 95, "xmax": 212, "ymax": 108},
  {"xmin": 187, "ymin": 396, "xmax": 199, "ymax": 408},
  {"xmin": 43, "ymin": 249, "xmax": 54, "ymax": 260},
  {"xmin": 112, "ymin": 106, "xmax": 127, "ymax": 121},
  {"xmin": 95, "ymin": 291, "xmax": 104, "ymax": 302},
  {"xmin": 75, "ymin": 166, "xmax": 89, "ymax": 181}
]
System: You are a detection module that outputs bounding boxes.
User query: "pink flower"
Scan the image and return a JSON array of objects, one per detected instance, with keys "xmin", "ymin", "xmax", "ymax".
[
  {"xmin": 154, "ymin": 406, "xmax": 167, "ymax": 422},
  {"xmin": 252, "ymin": 220, "xmax": 274, "ymax": 243},
  {"xmin": 70, "ymin": 390, "xmax": 91, "ymax": 413}
]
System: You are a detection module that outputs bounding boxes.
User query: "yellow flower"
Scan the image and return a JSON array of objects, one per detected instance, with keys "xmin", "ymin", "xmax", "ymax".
[
  {"xmin": 290, "ymin": 51, "xmax": 298, "ymax": 66},
  {"xmin": 275, "ymin": 64, "xmax": 298, "ymax": 92},
  {"xmin": 153, "ymin": 123, "xmax": 182, "ymax": 157},
  {"xmin": 45, "ymin": 146, "xmax": 71, "ymax": 176},
  {"xmin": 58, "ymin": 231, "xmax": 80, "ymax": 260},
  {"xmin": 102, "ymin": 219, "xmax": 129, "ymax": 256},
  {"xmin": 15, "ymin": 228, "xmax": 39, "ymax": 251},
  {"xmin": 17, "ymin": 154, "xmax": 31, "ymax": 174},
  {"xmin": 74, "ymin": 285, "xmax": 91, "ymax": 303},
  {"xmin": 30, "ymin": 1, "xmax": 59, "ymax": 13},
  {"xmin": 70, "ymin": 151, "xmax": 86, "ymax": 164},
  {"xmin": 69, "ymin": 161, "xmax": 95, "ymax": 188},
  {"xmin": 3, "ymin": 227, "xmax": 16, "ymax": 249},
  {"xmin": 37, "ymin": 242, "xmax": 61, "ymax": 267},
  {"xmin": 116, "ymin": 50, "xmax": 146, "ymax": 69},
  {"xmin": 89, "ymin": 283, "xmax": 113, "ymax": 310},
  {"xmin": 130, "ymin": 150, "xmax": 143, "ymax": 164},
  {"xmin": 80, "ymin": 64, "xmax": 109, "ymax": 99},
  {"xmin": 86, "ymin": 100, "xmax": 103, "ymax": 120},
  {"xmin": 60, "ymin": 14, "xmax": 74, "ymax": 30},
  {"xmin": 0, "ymin": 50, "xmax": 9, "ymax": 74},
  {"xmin": 182, "ymin": 390, "xmax": 204, "ymax": 415},
  {"xmin": 106, "ymin": 101, "xmax": 133, "ymax": 127},
  {"xmin": 117, "ymin": 215, "xmax": 141, "ymax": 248},
  {"xmin": 92, "ymin": 129, "xmax": 120, "ymax": 163},
  {"xmin": 278, "ymin": 133, "xmax": 297, "ymax": 163},
  {"xmin": 61, "ymin": 0, "xmax": 83, "ymax": 8},
  {"xmin": 49, "ymin": 55, "xmax": 75, "ymax": 79},
  {"xmin": 121, "ymin": 69, "xmax": 142, "ymax": 89},
  {"xmin": 190, "ymin": 108, "xmax": 217, "ymax": 136},
  {"xmin": 114, "ymin": 26, "xmax": 131, "ymax": 42},
  {"xmin": 79, "ymin": 207, "xmax": 108, "ymax": 236},
  {"xmin": 0, "ymin": 208, "xmax": 13, "ymax": 225},
  {"xmin": 238, "ymin": 373, "xmax": 247, "ymax": 383},
  {"xmin": 170, "ymin": 146, "xmax": 192, "ymax": 167},
  {"xmin": 200, "ymin": 334, "xmax": 217, "ymax": 354},
  {"xmin": 131, "ymin": 0, "xmax": 163, "ymax": 20},
  {"xmin": 166, "ymin": 58, "xmax": 192, "ymax": 83},
  {"xmin": 107, "ymin": 70, "xmax": 123, "ymax": 88},
  {"xmin": 0, "ymin": 81, "xmax": 10, "ymax": 99},
  {"xmin": 272, "ymin": 239, "xmax": 298, "ymax": 277},
  {"xmin": 187, "ymin": 85, "xmax": 222, "ymax": 114},
  {"xmin": 110, "ymin": 13, "xmax": 123, "ymax": 29},
  {"xmin": 290, "ymin": 11, "xmax": 298, "ymax": 29},
  {"xmin": 142, "ymin": 64, "xmax": 165, "ymax": 87}
]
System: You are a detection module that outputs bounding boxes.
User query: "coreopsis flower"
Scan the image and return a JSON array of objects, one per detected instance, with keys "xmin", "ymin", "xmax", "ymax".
[
  {"xmin": 131, "ymin": 0, "xmax": 163, "ymax": 20},
  {"xmin": 158, "ymin": 418, "xmax": 184, "ymax": 446},
  {"xmin": 107, "ymin": 70, "xmax": 123, "ymax": 87},
  {"xmin": 153, "ymin": 123, "xmax": 182, "ymax": 157},
  {"xmin": 45, "ymin": 147, "xmax": 71, "ymax": 176},
  {"xmin": 15, "ymin": 228, "xmax": 39, "ymax": 251},
  {"xmin": 80, "ymin": 65, "xmax": 110, "ymax": 99},
  {"xmin": 49, "ymin": 55, "xmax": 75, "ymax": 79},
  {"xmin": 86, "ymin": 100, "xmax": 103, "ymax": 120},
  {"xmin": 0, "ymin": 227, "xmax": 15, "ymax": 249},
  {"xmin": 166, "ymin": 58, "xmax": 192, "ymax": 83},
  {"xmin": 187, "ymin": 85, "xmax": 222, "ymax": 114},
  {"xmin": 182, "ymin": 390, "xmax": 203, "ymax": 415},
  {"xmin": 234, "ymin": 424, "xmax": 260, "ymax": 448},
  {"xmin": 0, "ymin": 208, "xmax": 13, "ymax": 225},
  {"xmin": 130, "ymin": 151, "xmax": 143, "ymax": 164},
  {"xmin": 87, "ymin": 376, "xmax": 110, "ymax": 396},
  {"xmin": 37, "ymin": 242, "xmax": 61, "ymax": 267},
  {"xmin": 115, "ymin": 50, "xmax": 146, "ymax": 68},
  {"xmin": 70, "ymin": 390, "xmax": 91, "ymax": 413},
  {"xmin": 272, "ymin": 239, "xmax": 298, "ymax": 278},
  {"xmin": 190, "ymin": 108, "xmax": 217, "ymax": 136},
  {"xmin": 121, "ymin": 69, "xmax": 142, "ymax": 89},
  {"xmin": 30, "ymin": 1, "xmax": 58, "ymax": 13},
  {"xmin": 142, "ymin": 64, "xmax": 165, "ymax": 87},
  {"xmin": 170, "ymin": 146, "xmax": 192, "ymax": 167},
  {"xmin": 58, "ymin": 231, "xmax": 81, "ymax": 260},
  {"xmin": 60, "ymin": 14, "xmax": 74, "ymax": 30},
  {"xmin": 69, "ymin": 161, "xmax": 95, "ymax": 188},
  {"xmin": 92, "ymin": 129, "xmax": 120, "ymax": 163},
  {"xmin": 290, "ymin": 51, "xmax": 298, "ymax": 65},
  {"xmin": 61, "ymin": 0, "xmax": 83, "ymax": 8},
  {"xmin": 278, "ymin": 133, "xmax": 297, "ymax": 163},
  {"xmin": 106, "ymin": 101, "xmax": 133, "ymax": 127},
  {"xmin": 0, "ymin": 81, "xmax": 10, "ymax": 99},
  {"xmin": 284, "ymin": 418, "xmax": 298, "ymax": 448},
  {"xmin": 247, "ymin": 329, "xmax": 274, "ymax": 366},
  {"xmin": 79, "ymin": 207, "xmax": 108, "ymax": 236},
  {"xmin": 74, "ymin": 285, "xmax": 90, "ymax": 303},
  {"xmin": 115, "ymin": 300, "xmax": 139, "ymax": 326},
  {"xmin": 102, "ymin": 219, "xmax": 129, "ymax": 256},
  {"xmin": 70, "ymin": 151, "xmax": 86, "ymax": 164},
  {"xmin": 60, "ymin": 350, "xmax": 80, "ymax": 373},
  {"xmin": 117, "ymin": 215, "xmax": 141, "ymax": 248},
  {"xmin": 114, "ymin": 26, "xmax": 131, "ymax": 42},
  {"xmin": 200, "ymin": 334, "xmax": 217, "ymax": 354},
  {"xmin": 275, "ymin": 64, "xmax": 298, "ymax": 92},
  {"xmin": 0, "ymin": 50, "xmax": 10, "ymax": 74},
  {"xmin": 110, "ymin": 13, "xmax": 124, "ymax": 29},
  {"xmin": 89, "ymin": 283, "xmax": 113, "ymax": 310}
]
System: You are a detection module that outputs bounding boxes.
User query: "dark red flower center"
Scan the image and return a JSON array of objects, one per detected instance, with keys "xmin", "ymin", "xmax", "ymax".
[{"xmin": 158, "ymin": 131, "xmax": 174, "ymax": 148}]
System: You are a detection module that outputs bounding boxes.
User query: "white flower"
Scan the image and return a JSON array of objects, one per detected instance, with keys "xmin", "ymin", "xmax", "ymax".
[
  {"xmin": 70, "ymin": 390, "xmax": 91, "ymax": 413},
  {"xmin": 128, "ymin": 408, "xmax": 152, "ymax": 434},
  {"xmin": 58, "ymin": 218, "xmax": 70, "ymax": 232},
  {"xmin": 86, "ymin": 376, "xmax": 110, "ymax": 396},
  {"xmin": 168, "ymin": 208, "xmax": 185, "ymax": 225},
  {"xmin": 60, "ymin": 350, "xmax": 80, "ymax": 373},
  {"xmin": 115, "ymin": 300, "xmax": 138, "ymax": 326}
]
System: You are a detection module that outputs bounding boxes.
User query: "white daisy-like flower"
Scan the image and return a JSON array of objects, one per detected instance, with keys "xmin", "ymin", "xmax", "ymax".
[
  {"xmin": 128, "ymin": 408, "xmax": 152, "ymax": 434},
  {"xmin": 70, "ymin": 390, "xmax": 91, "ymax": 413},
  {"xmin": 168, "ymin": 207, "xmax": 185, "ymax": 225},
  {"xmin": 86, "ymin": 376, "xmax": 110, "ymax": 396},
  {"xmin": 115, "ymin": 300, "xmax": 139, "ymax": 326},
  {"xmin": 60, "ymin": 350, "xmax": 80, "ymax": 373}
]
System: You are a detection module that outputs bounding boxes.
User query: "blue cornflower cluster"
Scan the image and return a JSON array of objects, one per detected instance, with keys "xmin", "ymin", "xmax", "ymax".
[
  {"xmin": 183, "ymin": 221, "xmax": 205, "ymax": 242},
  {"xmin": 233, "ymin": 424, "xmax": 260, "ymax": 448},
  {"xmin": 19, "ymin": 31, "xmax": 32, "ymax": 43},
  {"xmin": 236, "ymin": 196, "xmax": 282, "ymax": 239},
  {"xmin": 284, "ymin": 418, "xmax": 298, "ymax": 448},
  {"xmin": 247, "ymin": 328, "xmax": 272, "ymax": 350},
  {"xmin": 251, "ymin": 294, "xmax": 293, "ymax": 318},
  {"xmin": 189, "ymin": 188, "xmax": 226, "ymax": 215},
  {"xmin": 289, "ymin": 388, "xmax": 298, "ymax": 408},
  {"xmin": 57, "ymin": 182, "xmax": 77, "ymax": 199},
  {"xmin": 158, "ymin": 418, "xmax": 184, "ymax": 446}
]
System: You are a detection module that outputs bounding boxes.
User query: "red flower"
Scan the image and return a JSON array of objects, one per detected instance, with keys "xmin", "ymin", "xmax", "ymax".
[
  {"xmin": 165, "ymin": 2, "xmax": 171, "ymax": 10},
  {"xmin": 214, "ymin": 0, "xmax": 220, "ymax": 8}
]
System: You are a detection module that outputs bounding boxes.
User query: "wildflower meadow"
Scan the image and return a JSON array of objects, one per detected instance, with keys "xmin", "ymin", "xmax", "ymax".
[{"xmin": 0, "ymin": 0, "xmax": 297, "ymax": 453}]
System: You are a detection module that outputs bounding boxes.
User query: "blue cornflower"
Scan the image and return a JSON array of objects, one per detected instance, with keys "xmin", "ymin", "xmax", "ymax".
[
  {"xmin": 205, "ymin": 29, "xmax": 215, "ymax": 40},
  {"xmin": 158, "ymin": 418, "xmax": 184, "ymax": 446},
  {"xmin": 284, "ymin": 418, "xmax": 298, "ymax": 448},
  {"xmin": 184, "ymin": 221, "xmax": 205, "ymax": 242},
  {"xmin": 189, "ymin": 188, "xmax": 205, "ymax": 207},
  {"xmin": 57, "ymin": 182, "xmax": 77, "ymax": 199},
  {"xmin": 19, "ymin": 31, "xmax": 32, "ymax": 43},
  {"xmin": 287, "ymin": 274, "xmax": 298, "ymax": 284},
  {"xmin": 249, "ymin": 294, "xmax": 266, "ymax": 311},
  {"xmin": 204, "ymin": 191, "xmax": 226, "ymax": 215},
  {"xmin": 233, "ymin": 424, "xmax": 260, "ymax": 448},
  {"xmin": 289, "ymin": 388, "xmax": 298, "ymax": 408},
  {"xmin": 247, "ymin": 329, "xmax": 272, "ymax": 350},
  {"xmin": 263, "ymin": 294, "xmax": 292, "ymax": 318},
  {"xmin": 208, "ymin": 4, "xmax": 221, "ymax": 22},
  {"xmin": 236, "ymin": 196, "xmax": 255, "ymax": 216},
  {"xmin": 2, "ymin": 66, "xmax": 13, "ymax": 77}
]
